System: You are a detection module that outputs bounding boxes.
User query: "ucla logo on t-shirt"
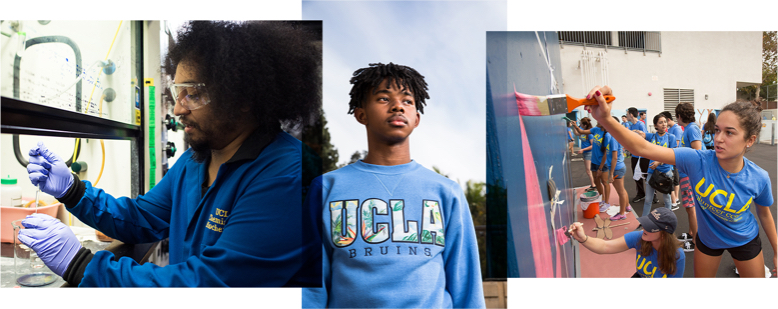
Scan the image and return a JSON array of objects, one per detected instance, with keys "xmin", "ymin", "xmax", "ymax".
[
  {"xmin": 329, "ymin": 198, "xmax": 445, "ymax": 259},
  {"xmin": 695, "ymin": 177, "xmax": 753, "ymax": 222},
  {"xmin": 635, "ymin": 254, "xmax": 668, "ymax": 278},
  {"xmin": 652, "ymin": 137, "xmax": 668, "ymax": 148}
]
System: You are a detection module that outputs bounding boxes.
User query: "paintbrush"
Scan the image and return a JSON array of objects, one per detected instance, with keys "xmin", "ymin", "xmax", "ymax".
[{"xmin": 515, "ymin": 90, "xmax": 615, "ymax": 116}]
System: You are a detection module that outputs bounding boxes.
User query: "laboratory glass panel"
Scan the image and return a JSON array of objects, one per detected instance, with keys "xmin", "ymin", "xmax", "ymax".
[{"xmin": 1, "ymin": 20, "xmax": 138, "ymax": 124}]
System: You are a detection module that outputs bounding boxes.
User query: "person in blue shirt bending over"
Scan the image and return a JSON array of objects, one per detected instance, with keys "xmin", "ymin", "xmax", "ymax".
[
  {"xmin": 570, "ymin": 207, "xmax": 685, "ymax": 278},
  {"xmin": 575, "ymin": 117, "xmax": 597, "ymax": 190},
  {"xmin": 18, "ymin": 21, "xmax": 322, "ymax": 287},
  {"xmin": 303, "ymin": 63, "xmax": 485, "ymax": 308},
  {"xmin": 585, "ymin": 85, "xmax": 777, "ymax": 278}
]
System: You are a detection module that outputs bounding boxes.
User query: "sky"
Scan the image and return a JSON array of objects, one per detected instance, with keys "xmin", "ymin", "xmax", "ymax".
[{"xmin": 303, "ymin": 1, "xmax": 507, "ymax": 184}]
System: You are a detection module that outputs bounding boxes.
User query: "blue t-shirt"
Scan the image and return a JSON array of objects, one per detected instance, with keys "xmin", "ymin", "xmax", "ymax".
[
  {"xmin": 581, "ymin": 133, "xmax": 593, "ymax": 154},
  {"xmin": 302, "ymin": 160, "xmax": 485, "ymax": 309},
  {"xmin": 629, "ymin": 121, "xmax": 647, "ymax": 158},
  {"xmin": 603, "ymin": 133, "xmax": 625, "ymax": 171},
  {"xmin": 590, "ymin": 127, "xmax": 606, "ymax": 165},
  {"xmin": 674, "ymin": 148, "xmax": 775, "ymax": 249},
  {"xmin": 668, "ymin": 124, "xmax": 683, "ymax": 147},
  {"xmin": 624, "ymin": 231, "xmax": 685, "ymax": 278},
  {"xmin": 644, "ymin": 132, "xmax": 676, "ymax": 174},
  {"xmin": 621, "ymin": 121, "xmax": 629, "ymax": 128},
  {"xmin": 678, "ymin": 122, "xmax": 702, "ymax": 178}
]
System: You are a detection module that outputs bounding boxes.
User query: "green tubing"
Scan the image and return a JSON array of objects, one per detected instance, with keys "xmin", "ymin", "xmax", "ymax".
[{"xmin": 148, "ymin": 86, "xmax": 156, "ymax": 188}]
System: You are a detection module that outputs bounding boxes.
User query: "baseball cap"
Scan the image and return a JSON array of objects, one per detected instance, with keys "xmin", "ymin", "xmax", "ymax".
[{"xmin": 637, "ymin": 208, "xmax": 677, "ymax": 234}]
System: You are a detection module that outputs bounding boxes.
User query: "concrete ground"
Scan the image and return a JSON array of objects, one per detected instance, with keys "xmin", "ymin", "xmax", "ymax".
[{"xmin": 569, "ymin": 143, "xmax": 777, "ymax": 277}]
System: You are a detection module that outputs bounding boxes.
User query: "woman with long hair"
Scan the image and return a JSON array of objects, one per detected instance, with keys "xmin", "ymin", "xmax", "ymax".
[
  {"xmin": 638, "ymin": 113, "xmax": 677, "ymax": 217},
  {"xmin": 576, "ymin": 117, "xmax": 597, "ymax": 190},
  {"xmin": 584, "ymin": 85, "xmax": 777, "ymax": 277},
  {"xmin": 569, "ymin": 207, "xmax": 685, "ymax": 277},
  {"xmin": 703, "ymin": 113, "xmax": 717, "ymax": 150}
]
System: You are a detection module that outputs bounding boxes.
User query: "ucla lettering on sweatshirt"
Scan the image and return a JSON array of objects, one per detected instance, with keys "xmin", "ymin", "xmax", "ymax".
[{"xmin": 303, "ymin": 160, "xmax": 485, "ymax": 309}]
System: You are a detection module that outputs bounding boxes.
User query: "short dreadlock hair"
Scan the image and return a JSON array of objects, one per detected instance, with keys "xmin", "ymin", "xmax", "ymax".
[{"xmin": 347, "ymin": 62, "xmax": 429, "ymax": 114}]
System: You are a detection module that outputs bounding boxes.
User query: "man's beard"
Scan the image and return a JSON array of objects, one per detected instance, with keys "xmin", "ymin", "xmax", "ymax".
[
  {"xmin": 186, "ymin": 132, "xmax": 212, "ymax": 163},
  {"xmin": 183, "ymin": 115, "xmax": 239, "ymax": 163}
]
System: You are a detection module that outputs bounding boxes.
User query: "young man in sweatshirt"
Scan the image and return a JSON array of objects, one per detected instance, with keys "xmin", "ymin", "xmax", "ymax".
[{"xmin": 303, "ymin": 62, "xmax": 485, "ymax": 308}]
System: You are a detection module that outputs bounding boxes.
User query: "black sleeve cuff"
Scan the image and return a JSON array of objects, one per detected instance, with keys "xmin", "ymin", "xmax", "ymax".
[
  {"xmin": 59, "ymin": 173, "xmax": 86, "ymax": 208},
  {"xmin": 63, "ymin": 247, "xmax": 93, "ymax": 287}
]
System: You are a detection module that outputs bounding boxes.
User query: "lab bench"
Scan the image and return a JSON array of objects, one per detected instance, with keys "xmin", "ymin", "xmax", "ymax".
[{"xmin": 1, "ymin": 239, "xmax": 158, "ymax": 288}]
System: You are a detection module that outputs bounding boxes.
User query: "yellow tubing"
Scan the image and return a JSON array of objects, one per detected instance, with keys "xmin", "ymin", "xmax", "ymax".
[
  {"xmin": 93, "ymin": 140, "xmax": 106, "ymax": 186},
  {"xmin": 69, "ymin": 21, "xmax": 121, "ymax": 226}
]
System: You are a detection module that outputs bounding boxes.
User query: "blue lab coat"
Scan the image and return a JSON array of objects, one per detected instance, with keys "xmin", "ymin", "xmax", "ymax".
[{"xmin": 67, "ymin": 131, "xmax": 318, "ymax": 286}]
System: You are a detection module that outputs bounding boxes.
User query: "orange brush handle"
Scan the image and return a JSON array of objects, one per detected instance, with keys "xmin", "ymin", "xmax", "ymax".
[{"xmin": 567, "ymin": 95, "xmax": 616, "ymax": 112}]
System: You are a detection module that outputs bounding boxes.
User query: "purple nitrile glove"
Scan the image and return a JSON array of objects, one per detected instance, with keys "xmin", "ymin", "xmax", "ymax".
[
  {"xmin": 27, "ymin": 142, "xmax": 74, "ymax": 198},
  {"xmin": 17, "ymin": 213, "xmax": 82, "ymax": 277}
]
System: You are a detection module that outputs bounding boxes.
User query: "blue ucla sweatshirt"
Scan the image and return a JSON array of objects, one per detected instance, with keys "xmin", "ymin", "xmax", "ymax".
[{"xmin": 303, "ymin": 160, "xmax": 485, "ymax": 308}]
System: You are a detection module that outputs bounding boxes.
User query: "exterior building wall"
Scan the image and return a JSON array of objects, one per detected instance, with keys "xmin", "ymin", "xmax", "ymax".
[{"xmin": 559, "ymin": 31, "xmax": 762, "ymax": 129}]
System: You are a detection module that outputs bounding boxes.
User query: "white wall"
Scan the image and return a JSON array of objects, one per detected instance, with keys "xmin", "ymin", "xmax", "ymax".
[{"xmin": 560, "ymin": 31, "xmax": 762, "ymax": 126}]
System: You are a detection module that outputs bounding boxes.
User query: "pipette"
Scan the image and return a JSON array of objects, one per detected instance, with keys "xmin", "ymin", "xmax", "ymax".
[{"xmin": 34, "ymin": 184, "xmax": 40, "ymax": 213}]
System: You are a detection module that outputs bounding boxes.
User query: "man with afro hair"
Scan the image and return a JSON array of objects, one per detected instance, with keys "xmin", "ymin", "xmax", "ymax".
[{"xmin": 20, "ymin": 20, "xmax": 322, "ymax": 287}]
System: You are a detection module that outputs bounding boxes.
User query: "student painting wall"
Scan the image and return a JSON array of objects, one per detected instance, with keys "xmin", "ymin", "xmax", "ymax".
[{"xmin": 487, "ymin": 31, "xmax": 576, "ymax": 278}]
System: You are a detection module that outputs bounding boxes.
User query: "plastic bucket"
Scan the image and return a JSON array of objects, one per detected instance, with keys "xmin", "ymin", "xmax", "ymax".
[
  {"xmin": 583, "ymin": 202, "xmax": 600, "ymax": 219},
  {"xmin": 1, "ymin": 202, "xmax": 60, "ymax": 243}
]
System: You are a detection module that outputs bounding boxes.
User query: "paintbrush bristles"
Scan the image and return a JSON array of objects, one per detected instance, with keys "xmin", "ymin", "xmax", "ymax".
[
  {"xmin": 514, "ymin": 91, "xmax": 580, "ymax": 116},
  {"xmin": 515, "ymin": 91, "xmax": 544, "ymax": 116}
]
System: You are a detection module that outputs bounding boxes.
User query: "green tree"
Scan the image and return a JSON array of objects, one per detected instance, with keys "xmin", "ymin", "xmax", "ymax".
[
  {"xmin": 338, "ymin": 150, "xmax": 368, "ymax": 168},
  {"xmin": 465, "ymin": 180, "xmax": 486, "ymax": 226},
  {"xmin": 464, "ymin": 180, "xmax": 487, "ymax": 277},
  {"xmin": 301, "ymin": 109, "xmax": 340, "ymax": 173},
  {"xmin": 759, "ymin": 31, "xmax": 777, "ymax": 101},
  {"xmin": 739, "ymin": 31, "xmax": 777, "ymax": 100},
  {"xmin": 432, "ymin": 166, "xmax": 450, "ymax": 178},
  {"xmin": 319, "ymin": 111, "xmax": 340, "ymax": 173},
  {"xmin": 762, "ymin": 31, "xmax": 776, "ymax": 86}
]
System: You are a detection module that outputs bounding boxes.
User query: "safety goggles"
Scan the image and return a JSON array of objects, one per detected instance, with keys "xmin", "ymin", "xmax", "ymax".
[{"xmin": 170, "ymin": 83, "xmax": 210, "ymax": 110}]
